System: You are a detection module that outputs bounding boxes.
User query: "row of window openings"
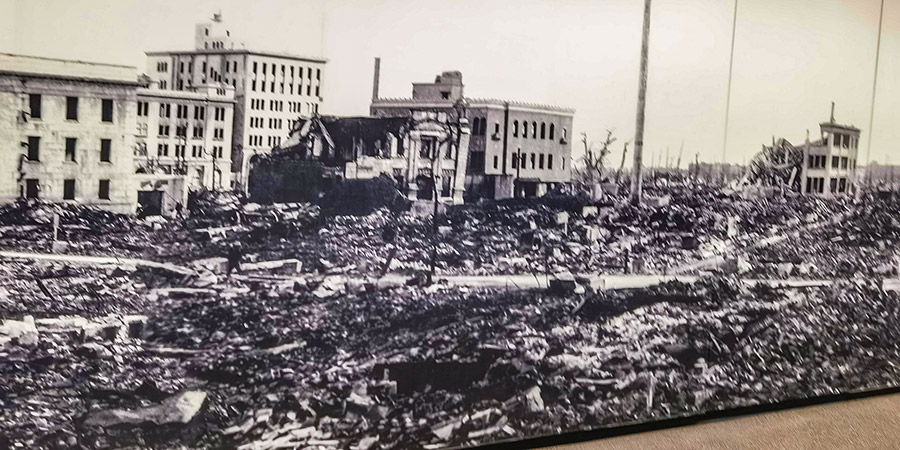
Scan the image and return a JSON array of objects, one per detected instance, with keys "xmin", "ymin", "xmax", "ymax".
[
  {"xmin": 831, "ymin": 133, "xmax": 858, "ymax": 149},
  {"xmin": 252, "ymin": 62, "xmax": 320, "ymax": 82},
  {"xmin": 511, "ymin": 152, "xmax": 556, "ymax": 170},
  {"xmin": 248, "ymin": 117, "xmax": 286, "ymax": 130},
  {"xmin": 27, "ymin": 95, "xmax": 114, "ymax": 123},
  {"xmin": 25, "ymin": 137, "xmax": 111, "ymax": 163},
  {"xmin": 156, "ymin": 144, "xmax": 225, "ymax": 159},
  {"xmin": 807, "ymin": 155, "xmax": 856, "ymax": 170},
  {"xmin": 805, "ymin": 177, "xmax": 849, "ymax": 194},
  {"xmin": 22, "ymin": 179, "xmax": 111, "ymax": 201},
  {"xmin": 163, "ymin": 60, "xmax": 319, "ymax": 82},
  {"xmin": 152, "ymin": 124, "xmax": 225, "ymax": 140},
  {"xmin": 152, "ymin": 103, "xmax": 224, "ymax": 121},
  {"xmin": 251, "ymin": 79, "xmax": 319, "ymax": 96},
  {"xmin": 248, "ymin": 135, "xmax": 282, "ymax": 147},
  {"xmin": 470, "ymin": 117, "xmax": 567, "ymax": 142}
]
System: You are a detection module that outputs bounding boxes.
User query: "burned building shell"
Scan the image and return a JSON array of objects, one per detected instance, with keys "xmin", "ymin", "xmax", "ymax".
[{"xmin": 248, "ymin": 113, "xmax": 470, "ymax": 204}]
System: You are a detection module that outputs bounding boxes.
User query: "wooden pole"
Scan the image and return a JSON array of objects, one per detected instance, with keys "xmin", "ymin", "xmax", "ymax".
[
  {"xmin": 722, "ymin": 0, "xmax": 739, "ymax": 166},
  {"xmin": 630, "ymin": 0, "xmax": 652, "ymax": 206},
  {"xmin": 864, "ymin": 0, "xmax": 886, "ymax": 191}
]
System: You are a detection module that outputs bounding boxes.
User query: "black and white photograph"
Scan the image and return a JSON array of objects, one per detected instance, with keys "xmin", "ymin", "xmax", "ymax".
[{"xmin": 2, "ymin": 0, "xmax": 900, "ymax": 449}]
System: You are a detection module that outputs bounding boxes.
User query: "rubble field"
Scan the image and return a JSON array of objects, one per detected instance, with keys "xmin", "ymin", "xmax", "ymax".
[{"xmin": 3, "ymin": 191, "xmax": 900, "ymax": 449}]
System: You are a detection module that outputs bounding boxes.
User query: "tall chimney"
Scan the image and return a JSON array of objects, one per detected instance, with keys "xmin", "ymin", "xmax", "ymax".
[
  {"xmin": 830, "ymin": 101, "xmax": 835, "ymax": 123},
  {"xmin": 372, "ymin": 57, "xmax": 381, "ymax": 101}
]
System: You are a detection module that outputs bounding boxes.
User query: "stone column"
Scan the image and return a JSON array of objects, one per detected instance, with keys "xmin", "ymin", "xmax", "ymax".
[
  {"xmin": 452, "ymin": 118, "xmax": 471, "ymax": 204},
  {"xmin": 406, "ymin": 133, "xmax": 419, "ymax": 200}
]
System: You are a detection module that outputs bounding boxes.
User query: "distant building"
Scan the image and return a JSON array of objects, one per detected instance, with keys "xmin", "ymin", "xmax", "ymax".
[
  {"xmin": 800, "ymin": 117, "xmax": 860, "ymax": 196},
  {"xmin": 144, "ymin": 13, "xmax": 327, "ymax": 189},
  {"xmin": 369, "ymin": 59, "xmax": 574, "ymax": 200},
  {"xmin": 135, "ymin": 81, "xmax": 235, "ymax": 191},
  {"xmin": 0, "ymin": 53, "xmax": 141, "ymax": 213},
  {"xmin": 736, "ymin": 107, "xmax": 860, "ymax": 197},
  {"xmin": 249, "ymin": 112, "xmax": 471, "ymax": 204}
]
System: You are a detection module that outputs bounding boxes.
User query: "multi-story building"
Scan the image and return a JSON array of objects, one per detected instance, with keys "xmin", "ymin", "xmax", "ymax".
[
  {"xmin": 144, "ymin": 13, "xmax": 327, "ymax": 189},
  {"xmin": 135, "ymin": 81, "xmax": 235, "ymax": 190},
  {"xmin": 0, "ymin": 53, "xmax": 140, "ymax": 213},
  {"xmin": 370, "ymin": 60, "xmax": 574, "ymax": 200},
  {"xmin": 800, "ymin": 114, "xmax": 860, "ymax": 196}
]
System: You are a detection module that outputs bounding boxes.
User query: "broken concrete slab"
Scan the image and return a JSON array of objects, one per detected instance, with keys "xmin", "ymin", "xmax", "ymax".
[
  {"xmin": 83, "ymin": 390, "xmax": 207, "ymax": 427},
  {"xmin": 241, "ymin": 259, "xmax": 302, "ymax": 275}
]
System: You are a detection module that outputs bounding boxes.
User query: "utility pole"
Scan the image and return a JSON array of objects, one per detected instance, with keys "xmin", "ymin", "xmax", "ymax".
[
  {"xmin": 630, "ymin": 0, "xmax": 652, "ymax": 206},
  {"xmin": 722, "ymin": 0, "xmax": 739, "ymax": 166},
  {"xmin": 865, "ymin": 0, "xmax": 886, "ymax": 192}
]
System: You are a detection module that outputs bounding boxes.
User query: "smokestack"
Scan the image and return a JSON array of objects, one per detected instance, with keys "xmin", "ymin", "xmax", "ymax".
[
  {"xmin": 372, "ymin": 57, "xmax": 381, "ymax": 101},
  {"xmin": 830, "ymin": 101, "xmax": 835, "ymax": 123}
]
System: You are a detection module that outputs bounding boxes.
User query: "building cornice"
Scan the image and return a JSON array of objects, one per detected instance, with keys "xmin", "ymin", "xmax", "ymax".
[{"xmin": 145, "ymin": 49, "xmax": 327, "ymax": 64}]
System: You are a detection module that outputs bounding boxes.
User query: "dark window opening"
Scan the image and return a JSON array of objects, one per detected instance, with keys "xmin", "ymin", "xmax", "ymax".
[
  {"xmin": 100, "ymin": 139, "xmax": 112, "ymax": 162},
  {"xmin": 65, "ymin": 138, "xmax": 77, "ymax": 162},
  {"xmin": 27, "ymin": 136, "xmax": 40, "ymax": 161},
  {"xmin": 420, "ymin": 137, "xmax": 437, "ymax": 158},
  {"xmin": 66, "ymin": 97, "xmax": 78, "ymax": 120},
  {"xmin": 63, "ymin": 179, "xmax": 76, "ymax": 200},
  {"xmin": 29, "ymin": 94, "xmax": 41, "ymax": 119},
  {"xmin": 25, "ymin": 179, "xmax": 39, "ymax": 199},
  {"xmin": 441, "ymin": 91, "xmax": 450, "ymax": 99},
  {"xmin": 99, "ymin": 180, "xmax": 110, "ymax": 200},
  {"xmin": 101, "ymin": 99, "xmax": 114, "ymax": 122}
]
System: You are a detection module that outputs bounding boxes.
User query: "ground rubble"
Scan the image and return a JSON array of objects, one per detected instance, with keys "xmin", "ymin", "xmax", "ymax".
[{"xmin": 3, "ymin": 193, "xmax": 900, "ymax": 449}]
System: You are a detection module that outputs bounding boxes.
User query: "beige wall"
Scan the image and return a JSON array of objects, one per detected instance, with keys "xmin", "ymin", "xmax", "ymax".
[
  {"xmin": 0, "ymin": 74, "xmax": 138, "ymax": 213},
  {"xmin": 135, "ymin": 87, "xmax": 235, "ymax": 190}
]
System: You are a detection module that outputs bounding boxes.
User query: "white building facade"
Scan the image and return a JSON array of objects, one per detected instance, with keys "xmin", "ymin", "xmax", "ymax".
[
  {"xmin": 144, "ymin": 14, "xmax": 327, "ymax": 189},
  {"xmin": 0, "ymin": 53, "xmax": 140, "ymax": 213},
  {"xmin": 135, "ymin": 82, "xmax": 235, "ymax": 190}
]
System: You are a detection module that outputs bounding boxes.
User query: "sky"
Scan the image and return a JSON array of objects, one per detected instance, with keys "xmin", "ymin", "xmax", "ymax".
[{"xmin": 2, "ymin": 0, "xmax": 898, "ymax": 167}]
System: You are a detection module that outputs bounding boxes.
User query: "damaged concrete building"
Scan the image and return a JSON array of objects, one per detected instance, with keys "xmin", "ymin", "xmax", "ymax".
[
  {"xmin": 249, "ymin": 112, "xmax": 471, "ymax": 204},
  {"xmin": 739, "ymin": 108, "xmax": 860, "ymax": 197},
  {"xmin": 369, "ymin": 59, "xmax": 574, "ymax": 200},
  {"xmin": 0, "ymin": 53, "xmax": 141, "ymax": 213},
  {"xmin": 143, "ymin": 13, "xmax": 327, "ymax": 191},
  {"xmin": 133, "ymin": 81, "xmax": 235, "ymax": 215}
]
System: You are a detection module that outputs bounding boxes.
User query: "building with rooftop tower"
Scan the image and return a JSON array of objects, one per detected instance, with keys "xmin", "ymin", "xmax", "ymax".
[{"xmin": 144, "ymin": 13, "xmax": 327, "ymax": 190}]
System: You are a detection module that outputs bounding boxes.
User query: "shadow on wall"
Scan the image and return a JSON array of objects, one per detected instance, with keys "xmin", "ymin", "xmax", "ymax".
[
  {"xmin": 247, "ymin": 157, "xmax": 326, "ymax": 204},
  {"xmin": 317, "ymin": 175, "xmax": 411, "ymax": 217}
]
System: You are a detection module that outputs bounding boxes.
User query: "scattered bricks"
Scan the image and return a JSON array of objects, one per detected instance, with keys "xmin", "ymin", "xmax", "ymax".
[
  {"xmin": 629, "ymin": 257, "xmax": 648, "ymax": 275},
  {"xmin": 191, "ymin": 257, "xmax": 230, "ymax": 274},
  {"xmin": 585, "ymin": 226, "xmax": 603, "ymax": 243},
  {"xmin": 555, "ymin": 212, "xmax": 570, "ymax": 225},
  {"xmin": 776, "ymin": 263, "xmax": 794, "ymax": 278},
  {"xmin": 1, "ymin": 315, "xmax": 39, "ymax": 347},
  {"xmin": 522, "ymin": 386, "xmax": 544, "ymax": 413},
  {"xmin": 645, "ymin": 195, "xmax": 671, "ymax": 208},
  {"xmin": 682, "ymin": 235, "xmax": 700, "ymax": 250}
]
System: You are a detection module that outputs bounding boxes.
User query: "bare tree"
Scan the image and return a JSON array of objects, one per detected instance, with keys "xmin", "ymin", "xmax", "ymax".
[{"xmin": 575, "ymin": 130, "xmax": 617, "ymax": 186}]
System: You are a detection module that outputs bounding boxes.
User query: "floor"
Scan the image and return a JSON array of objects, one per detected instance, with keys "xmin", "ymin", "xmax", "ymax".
[{"xmin": 546, "ymin": 393, "xmax": 900, "ymax": 450}]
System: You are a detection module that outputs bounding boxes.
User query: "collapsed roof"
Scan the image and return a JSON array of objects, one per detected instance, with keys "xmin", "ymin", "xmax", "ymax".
[{"xmin": 737, "ymin": 138, "xmax": 805, "ymax": 191}]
